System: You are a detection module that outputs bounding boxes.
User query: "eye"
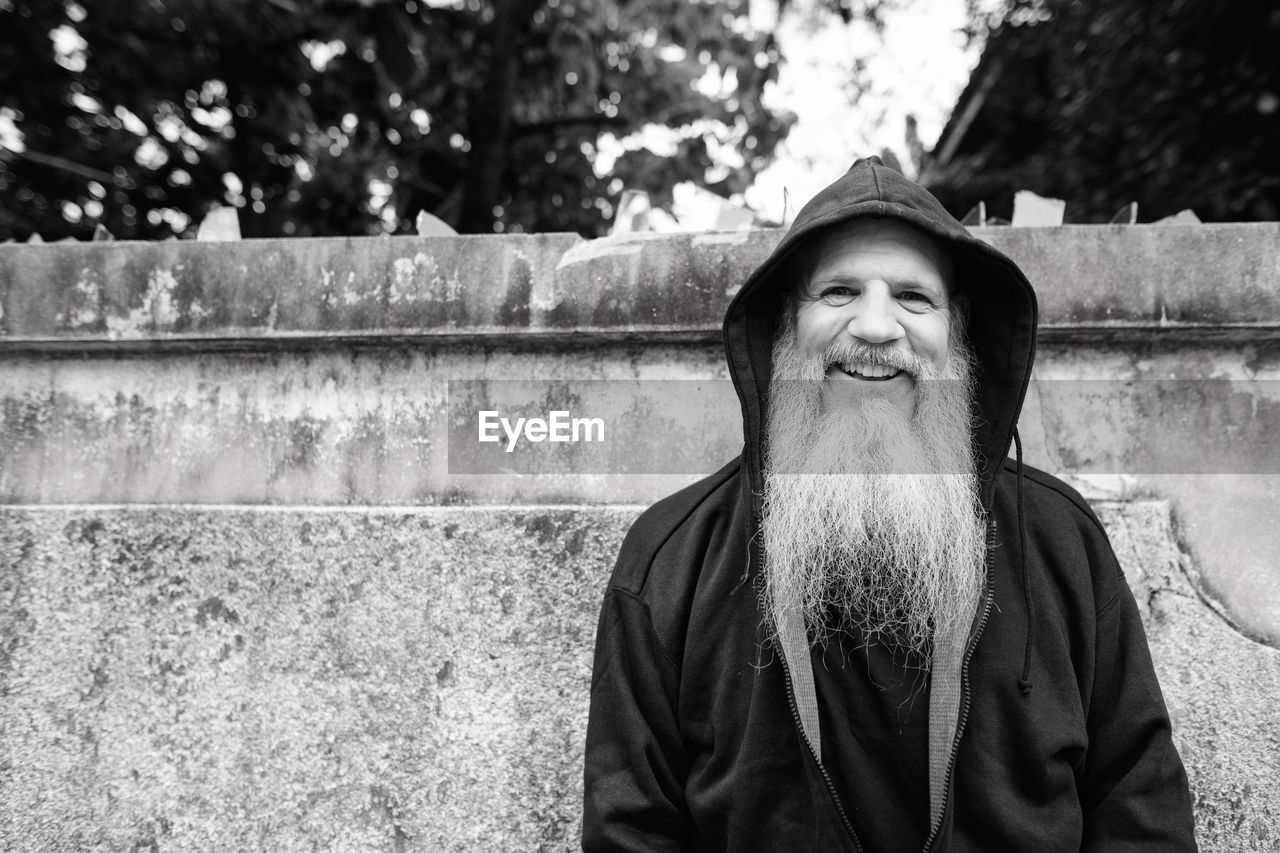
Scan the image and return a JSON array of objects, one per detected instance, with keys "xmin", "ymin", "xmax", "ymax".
[
  {"xmin": 819, "ymin": 285, "xmax": 858, "ymax": 304},
  {"xmin": 897, "ymin": 289, "xmax": 932, "ymax": 305}
]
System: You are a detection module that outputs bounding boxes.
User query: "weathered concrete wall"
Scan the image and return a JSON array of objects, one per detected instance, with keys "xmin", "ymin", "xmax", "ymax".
[
  {"xmin": 4, "ymin": 228, "xmax": 1280, "ymax": 643},
  {"xmin": 1095, "ymin": 501, "xmax": 1279, "ymax": 852},
  {"xmin": 0, "ymin": 506, "xmax": 625, "ymax": 852},
  {"xmin": 1, "ymin": 503, "xmax": 1275, "ymax": 852},
  {"xmin": 5, "ymin": 226, "xmax": 1280, "ymax": 340},
  {"xmin": 2, "ymin": 227, "xmax": 1280, "ymax": 850}
]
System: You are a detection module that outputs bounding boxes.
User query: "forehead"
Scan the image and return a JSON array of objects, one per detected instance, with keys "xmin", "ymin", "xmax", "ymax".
[{"xmin": 804, "ymin": 219, "xmax": 952, "ymax": 291}]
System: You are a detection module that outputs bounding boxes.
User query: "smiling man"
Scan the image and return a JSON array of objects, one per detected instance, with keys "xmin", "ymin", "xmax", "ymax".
[
  {"xmin": 793, "ymin": 217, "xmax": 958, "ymax": 416},
  {"xmin": 583, "ymin": 157, "xmax": 1196, "ymax": 852}
]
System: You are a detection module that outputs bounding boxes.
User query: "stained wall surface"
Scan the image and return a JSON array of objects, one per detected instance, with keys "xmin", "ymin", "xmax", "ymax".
[{"xmin": 2, "ymin": 227, "xmax": 1279, "ymax": 850}]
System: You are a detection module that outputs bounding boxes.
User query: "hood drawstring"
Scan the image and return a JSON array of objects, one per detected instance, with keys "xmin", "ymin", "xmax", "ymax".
[{"xmin": 1013, "ymin": 428, "xmax": 1035, "ymax": 697}]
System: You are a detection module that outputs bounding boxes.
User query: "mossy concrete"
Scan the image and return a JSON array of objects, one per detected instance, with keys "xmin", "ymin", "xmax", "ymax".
[
  {"xmin": 4, "ymin": 227, "xmax": 1280, "ymax": 641},
  {"xmin": 4, "ymin": 226, "xmax": 1280, "ymax": 341},
  {"xmin": 3, "ymin": 338, "xmax": 1280, "ymax": 645},
  {"xmin": 2, "ymin": 228, "xmax": 1279, "ymax": 849},
  {"xmin": 0, "ymin": 506, "xmax": 633, "ymax": 852},
  {"xmin": 1, "ymin": 503, "xmax": 1276, "ymax": 851},
  {"xmin": 1094, "ymin": 501, "xmax": 1280, "ymax": 852}
]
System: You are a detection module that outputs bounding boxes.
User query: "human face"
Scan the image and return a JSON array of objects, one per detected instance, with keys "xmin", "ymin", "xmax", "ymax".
[{"xmin": 793, "ymin": 219, "xmax": 958, "ymax": 417}]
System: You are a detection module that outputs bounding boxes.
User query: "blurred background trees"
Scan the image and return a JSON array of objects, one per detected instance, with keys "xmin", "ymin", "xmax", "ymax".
[
  {"xmin": 922, "ymin": 0, "xmax": 1280, "ymax": 223},
  {"xmin": 0, "ymin": 0, "xmax": 801, "ymax": 240},
  {"xmin": 2, "ymin": 0, "xmax": 1278, "ymax": 241}
]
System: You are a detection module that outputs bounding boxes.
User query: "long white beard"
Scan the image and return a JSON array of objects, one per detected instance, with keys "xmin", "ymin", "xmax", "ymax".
[{"xmin": 761, "ymin": 320, "xmax": 986, "ymax": 664}]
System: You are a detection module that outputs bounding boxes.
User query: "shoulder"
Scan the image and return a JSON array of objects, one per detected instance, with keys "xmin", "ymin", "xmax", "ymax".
[
  {"xmin": 609, "ymin": 456, "xmax": 745, "ymax": 597},
  {"xmin": 995, "ymin": 459, "xmax": 1126, "ymax": 611},
  {"xmin": 996, "ymin": 459, "xmax": 1110, "ymax": 539}
]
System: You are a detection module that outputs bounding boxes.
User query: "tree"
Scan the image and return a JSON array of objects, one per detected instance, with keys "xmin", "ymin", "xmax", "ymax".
[
  {"xmin": 922, "ymin": 0, "xmax": 1280, "ymax": 223},
  {"xmin": 0, "ymin": 0, "xmax": 798, "ymax": 240}
]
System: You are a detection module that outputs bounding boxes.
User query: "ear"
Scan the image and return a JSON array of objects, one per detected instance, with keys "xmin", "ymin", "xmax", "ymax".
[{"xmin": 950, "ymin": 291, "xmax": 971, "ymax": 324}]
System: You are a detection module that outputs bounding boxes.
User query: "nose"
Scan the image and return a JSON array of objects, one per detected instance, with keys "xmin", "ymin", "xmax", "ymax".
[{"xmin": 844, "ymin": 282, "xmax": 904, "ymax": 344}]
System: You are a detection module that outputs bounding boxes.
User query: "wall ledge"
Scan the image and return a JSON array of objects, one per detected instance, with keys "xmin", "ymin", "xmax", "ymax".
[
  {"xmin": 4, "ymin": 224, "xmax": 1279, "ymax": 344},
  {"xmin": 5, "ymin": 321, "xmax": 1280, "ymax": 356}
]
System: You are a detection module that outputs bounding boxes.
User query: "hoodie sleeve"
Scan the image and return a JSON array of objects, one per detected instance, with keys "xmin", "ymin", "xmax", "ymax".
[
  {"xmin": 1079, "ymin": 552, "xmax": 1197, "ymax": 851},
  {"xmin": 582, "ymin": 587, "xmax": 692, "ymax": 852}
]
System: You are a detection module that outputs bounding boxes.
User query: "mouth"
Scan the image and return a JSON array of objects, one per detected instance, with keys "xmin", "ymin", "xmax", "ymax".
[{"xmin": 833, "ymin": 361, "xmax": 905, "ymax": 382}]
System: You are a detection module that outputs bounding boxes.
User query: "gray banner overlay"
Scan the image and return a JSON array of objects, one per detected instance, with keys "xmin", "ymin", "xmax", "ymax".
[{"xmin": 446, "ymin": 379, "xmax": 1280, "ymax": 475}]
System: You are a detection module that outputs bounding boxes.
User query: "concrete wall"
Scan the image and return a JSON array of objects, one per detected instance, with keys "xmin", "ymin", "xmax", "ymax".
[
  {"xmin": 1, "ymin": 506, "xmax": 626, "ymax": 852},
  {"xmin": 2, "ymin": 226, "xmax": 1279, "ymax": 850}
]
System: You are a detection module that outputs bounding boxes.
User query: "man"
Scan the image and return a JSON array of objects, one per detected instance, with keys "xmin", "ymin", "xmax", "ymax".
[{"xmin": 583, "ymin": 157, "xmax": 1196, "ymax": 851}]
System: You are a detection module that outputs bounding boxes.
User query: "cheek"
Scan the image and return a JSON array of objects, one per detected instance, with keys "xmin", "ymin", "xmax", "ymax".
[
  {"xmin": 914, "ymin": 314, "xmax": 953, "ymax": 363},
  {"xmin": 793, "ymin": 307, "xmax": 832, "ymax": 356},
  {"xmin": 930, "ymin": 316, "xmax": 953, "ymax": 349}
]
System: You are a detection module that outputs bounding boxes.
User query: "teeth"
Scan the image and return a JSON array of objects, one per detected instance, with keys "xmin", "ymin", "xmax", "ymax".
[{"xmin": 842, "ymin": 361, "xmax": 898, "ymax": 378}]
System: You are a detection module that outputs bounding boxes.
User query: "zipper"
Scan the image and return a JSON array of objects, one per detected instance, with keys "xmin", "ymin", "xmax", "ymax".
[
  {"xmin": 755, "ymin": 510, "xmax": 998, "ymax": 853},
  {"xmin": 919, "ymin": 516, "xmax": 998, "ymax": 853},
  {"xmin": 748, "ymin": 456, "xmax": 863, "ymax": 849},
  {"xmin": 752, "ymin": 563, "xmax": 865, "ymax": 853}
]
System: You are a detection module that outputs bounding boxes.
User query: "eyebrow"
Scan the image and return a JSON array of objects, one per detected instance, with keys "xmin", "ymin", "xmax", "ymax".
[{"xmin": 808, "ymin": 273, "xmax": 944, "ymax": 290}]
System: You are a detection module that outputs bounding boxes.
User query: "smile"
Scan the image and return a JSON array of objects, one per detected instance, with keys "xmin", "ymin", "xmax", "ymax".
[{"xmin": 834, "ymin": 361, "xmax": 904, "ymax": 381}]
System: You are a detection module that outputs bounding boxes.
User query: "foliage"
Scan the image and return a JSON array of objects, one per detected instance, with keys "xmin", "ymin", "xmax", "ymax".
[
  {"xmin": 0, "ymin": 0, "xmax": 795, "ymax": 240},
  {"xmin": 925, "ymin": 0, "xmax": 1280, "ymax": 223}
]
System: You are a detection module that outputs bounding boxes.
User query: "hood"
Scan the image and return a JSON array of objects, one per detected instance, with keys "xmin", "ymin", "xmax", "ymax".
[{"xmin": 723, "ymin": 155, "xmax": 1038, "ymax": 508}]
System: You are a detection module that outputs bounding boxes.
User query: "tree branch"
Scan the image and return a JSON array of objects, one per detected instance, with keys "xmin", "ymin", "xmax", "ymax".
[
  {"xmin": 457, "ymin": 0, "xmax": 545, "ymax": 232},
  {"xmin": 509, "ymin": 107, "xmax": 722, "ymax": 142},
  {"xmin": 510, "ymin": 114, "xmax": 632, "ymax": 138},
  {"xmin": 11, "ymin": 149, "xmax": 118, "ymax": 185}
]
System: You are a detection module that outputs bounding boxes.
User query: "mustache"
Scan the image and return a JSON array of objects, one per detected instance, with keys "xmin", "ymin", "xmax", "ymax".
[{"xmin": 821, "ymin": 340, "xmax": 933, "ymax": 378}]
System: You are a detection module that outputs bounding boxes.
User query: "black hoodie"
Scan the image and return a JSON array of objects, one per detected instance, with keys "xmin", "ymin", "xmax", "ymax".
[{"xmin": 583, "ymin": 158, "xmax": 1196, "ymax": 852}]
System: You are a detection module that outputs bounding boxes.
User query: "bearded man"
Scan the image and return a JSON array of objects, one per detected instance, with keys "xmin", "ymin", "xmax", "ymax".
[{"xmin": 583, "ymin": 158, "xmax": 1196, "ymax": 852}]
